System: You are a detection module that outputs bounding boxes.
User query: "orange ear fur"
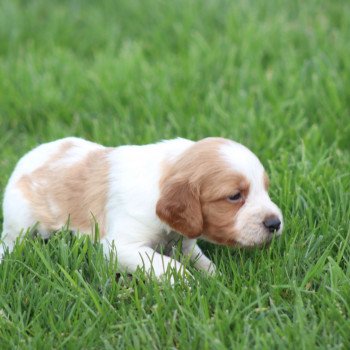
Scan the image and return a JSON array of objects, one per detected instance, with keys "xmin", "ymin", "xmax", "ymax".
[{"xmin": 156, "ymin": 178, "xmax": 203, "ymax": 238}]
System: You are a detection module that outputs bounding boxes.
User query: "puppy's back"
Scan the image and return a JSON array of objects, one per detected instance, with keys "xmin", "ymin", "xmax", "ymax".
[{"xmin": 3, "ymin": 137, "xmax": 110, "ymax": 238}]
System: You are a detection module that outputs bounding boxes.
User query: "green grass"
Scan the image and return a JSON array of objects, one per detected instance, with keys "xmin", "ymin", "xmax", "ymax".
[{"xmin": 0, "ymin": 0, "xmax": 350, "ymax": 348}]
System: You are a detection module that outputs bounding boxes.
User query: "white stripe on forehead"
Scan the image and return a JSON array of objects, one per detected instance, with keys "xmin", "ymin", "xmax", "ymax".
[{"xmin": 219, "ymin": 141, "xmax": 264, "ymax": 189}]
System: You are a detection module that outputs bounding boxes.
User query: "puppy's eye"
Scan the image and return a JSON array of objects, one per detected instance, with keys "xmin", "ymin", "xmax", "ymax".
[{"xmin": 227, "ymin": 193, "xmax": 242, "ymax": 203}]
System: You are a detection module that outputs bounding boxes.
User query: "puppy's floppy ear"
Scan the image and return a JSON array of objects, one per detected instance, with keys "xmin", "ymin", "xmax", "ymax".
[{"xmin": 156, "ymin": 177, "xmax": 203, "ymax": 238}]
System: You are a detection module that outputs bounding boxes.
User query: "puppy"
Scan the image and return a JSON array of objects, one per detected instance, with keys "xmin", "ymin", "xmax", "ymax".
[{"xmin": 1, "ymin": 137, "xmax": 283, "ymax": 278}]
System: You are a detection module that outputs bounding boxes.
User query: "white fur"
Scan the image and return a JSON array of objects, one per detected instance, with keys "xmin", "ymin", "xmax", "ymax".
[{"xmin": 220, "ymin": 142, "xmax": 283, "ymax": 246}]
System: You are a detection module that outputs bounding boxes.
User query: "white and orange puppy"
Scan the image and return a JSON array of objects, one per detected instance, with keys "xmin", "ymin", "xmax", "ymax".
[{"xmin": 1, "ymin": 137, "xmax": 283, "ymax": 278}]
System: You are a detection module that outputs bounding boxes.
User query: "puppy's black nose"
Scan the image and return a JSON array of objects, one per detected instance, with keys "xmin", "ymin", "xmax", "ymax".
[{"xmin": 263, "ymin": 216, "xmax": 281, "ymax": 233}]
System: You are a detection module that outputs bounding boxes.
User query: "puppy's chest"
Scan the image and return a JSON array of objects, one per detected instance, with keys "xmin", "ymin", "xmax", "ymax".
[{"xmin": 152, "ymin": 230, "xmax": 183, "ymax": 256}]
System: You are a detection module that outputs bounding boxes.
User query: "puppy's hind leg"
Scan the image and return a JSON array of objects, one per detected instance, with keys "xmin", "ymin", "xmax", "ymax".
[
  {"xmin": 0, "ymin": 230, "xmax": 17, "ymax": 262},
  {"xmin": 1, "ymin": 186, "xmax": 38, "ymax": 262}
]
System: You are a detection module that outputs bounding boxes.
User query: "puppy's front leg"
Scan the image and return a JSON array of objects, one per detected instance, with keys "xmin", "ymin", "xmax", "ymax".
[
  {"xmin": 182, "ymin": 240, "xmax": 217, "ymax": 275},
  {"xmin": 102, "ymin": 240, "xmax": 190, "ymax": 282}
]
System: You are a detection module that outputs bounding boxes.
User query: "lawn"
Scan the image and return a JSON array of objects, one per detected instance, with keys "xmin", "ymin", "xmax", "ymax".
[{"xmin": 0, "ymin": 0, "xmax": 350, "ymax": 348}]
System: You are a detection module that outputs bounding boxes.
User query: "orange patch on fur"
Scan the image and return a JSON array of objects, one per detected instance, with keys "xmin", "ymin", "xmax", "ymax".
[
  {"xmin": 263, "ymin": 172, "xmax": 270, "ymax": 190},
  {"xmin": 17, "ymin": 142, "xmax": 111, "ymax": 237}
]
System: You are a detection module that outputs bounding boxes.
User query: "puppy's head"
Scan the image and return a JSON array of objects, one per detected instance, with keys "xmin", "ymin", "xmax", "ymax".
[{"xmin": 156, "ymin": 138, "xmax": 283, "ymax": 247}]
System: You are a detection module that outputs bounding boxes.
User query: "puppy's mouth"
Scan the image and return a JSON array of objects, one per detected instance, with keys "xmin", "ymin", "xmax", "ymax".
[
  {"xmin": 234, "ymin": 231, "xmax": 276, "ymax": 248},
  {"xmin": 200, "ymin": 225, "xmax": 281, "ymax": 248},
  {"xmin": 243, "ymin": 239, "xmax": 273, "ymax": 249}
]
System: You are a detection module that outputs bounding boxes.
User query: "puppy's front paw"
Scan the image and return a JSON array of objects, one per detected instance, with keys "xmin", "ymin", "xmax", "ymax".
[
  {"xmin": 160, "ymin": 268, "xmax": 193, "ymax": 286},
  {"xmin": 206, "ymin": 262, "xmax": 217, "ymax": 276}
]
